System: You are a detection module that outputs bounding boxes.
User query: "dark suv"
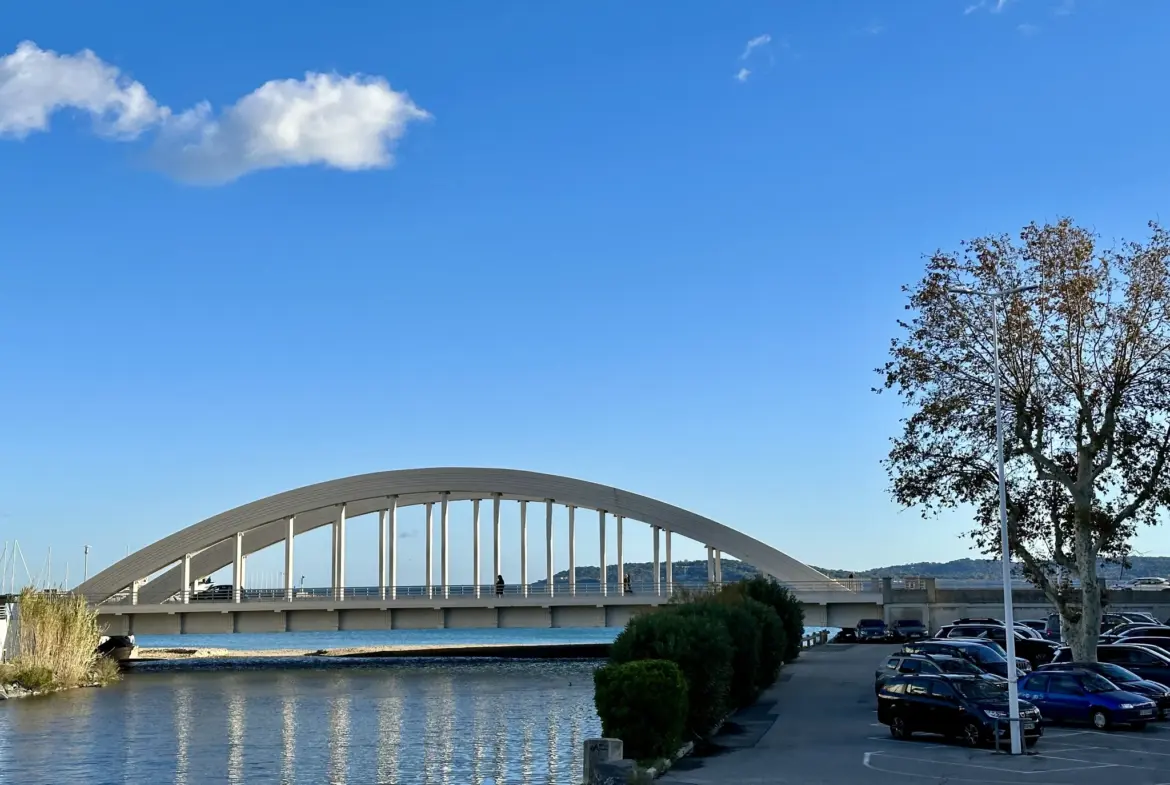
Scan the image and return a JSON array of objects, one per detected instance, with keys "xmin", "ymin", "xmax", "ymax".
[
  {"xmin": 891, "ymin": 619, "xmax": 928, "ymax": 641},
  {"xmin": 875, "ymin": 653, "xmax": 997, "ymax": 693},
  {"xmin": 902, "ymin": 639, "xmax": 1029, "ymax": 679},
  {"xmin": 1052, "ymin": 643, "xmax": 1170, "ymax": 688},
  {"xmin": 856, "ymin": 618, "xmax": 889, "ymax": 641},
  {"xmin": 877, "ymin": 674, "xmax": 1043, "ymax": 748},
  {"xmin": 936, "ymin": 623, "xmax": 1059, "ymax": 669}
]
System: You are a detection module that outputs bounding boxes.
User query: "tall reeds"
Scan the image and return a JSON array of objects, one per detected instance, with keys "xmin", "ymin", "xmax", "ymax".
[{"xmin": 2, "ymin": 587, "xmax": 114, "ymax": 690}]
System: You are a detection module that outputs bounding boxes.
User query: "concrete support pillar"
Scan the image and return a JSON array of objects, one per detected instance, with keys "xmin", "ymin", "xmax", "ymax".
[
  {"xmin": 130, "ymin": 579, "xmax": 139, "ymax": 606},
  {"xmin": 665, "ymin": 528, "xmax": 673, "ymax": 596},
  {"xmin": 233, "ymin": 532, "xmax": 244, "ymax": 603},
  {"xmin": 653, "ymin": 526, "xmax": 661, "ymax": 596},
  {"xmin": 240, "ymin": 554, "xmax": 247, "ymax": 593},
  {"xmin": 181, "ymin": 553, "xmax": 192, "ymax": 604},
  {"xmin": 715, "ymin": 549, "xmax": 723, "ymax": 584},
  {"xmin": 378, "ymin": 508, "xmax": 387, "ymax": 600},
  {"xmin": 492, "ymin": 494, "xmax": 502, "ymax": 584},
  {"xmin": 546, "ymin": 500, "xmax": 555, "ymax": 598},
  {"xmin": 568, "ymin": 506, "xmax": 576, "ymax": 597},
  {"xmin": 472, "ymin": 499, "xmax": 481, "ymax": 598},
  {"xmin": 334, "ymin": 504, "xmax": 347, "ymax": 602},
  {"xmin": 425, "ymin": 502, "xmax": 434, "ymax": 599},
  {"xmin": 706, "ymin": 546, "xmax": 714, "ymax": 584},
  {"xmin": 599, "ymin": 510, "xmax": 607, "ymax": 597},
  {"xmin": 388, "ymin": 496, "xmax": 398, "ymax": 600},
  {"xmin": 284, "ymin": 517, "xmax": 295, "ymax": 601},
  {"xmin": 616, "ymin": 516, "xmax": 624, "ymax": 594},
  {"xmin": 520, "ymin": 501, "xmax": 528, "ymax": 597},
  {"xmin": 441, "ymin": 492, "xmax": 450, "ymax": 599}
]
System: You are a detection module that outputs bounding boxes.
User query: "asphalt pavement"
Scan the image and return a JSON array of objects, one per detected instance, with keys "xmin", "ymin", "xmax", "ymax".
[{"xmin": 658, "ymin": 642, "xmax": 1170, "ymax": 785}]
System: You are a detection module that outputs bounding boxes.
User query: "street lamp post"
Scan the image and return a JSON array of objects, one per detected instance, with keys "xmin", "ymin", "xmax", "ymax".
[{"xmin": 950, "ymin": 283, "xmax": 1037, "ymax": 756}]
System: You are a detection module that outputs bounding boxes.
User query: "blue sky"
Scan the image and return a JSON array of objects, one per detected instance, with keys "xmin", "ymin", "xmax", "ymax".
[{"xmin": 3, "ymin": 0, "xmax": 1170, "ymax": 590}]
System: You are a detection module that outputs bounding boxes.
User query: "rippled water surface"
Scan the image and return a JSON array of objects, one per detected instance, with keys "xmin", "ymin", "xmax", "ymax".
[{"xmin": 0, "ymin": 658, "xmax": 602, "ymax": 785}]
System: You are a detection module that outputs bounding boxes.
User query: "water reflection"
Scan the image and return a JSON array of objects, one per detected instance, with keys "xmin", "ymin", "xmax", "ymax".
[{"xmin": 0, "ymin": 659, "xmax": 602, "ymax": 784}]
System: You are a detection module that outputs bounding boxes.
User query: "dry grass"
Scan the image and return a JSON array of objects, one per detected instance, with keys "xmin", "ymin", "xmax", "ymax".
[{"xmin": 2, "ymin": 588, "xmax": 118, "ymax": 690}]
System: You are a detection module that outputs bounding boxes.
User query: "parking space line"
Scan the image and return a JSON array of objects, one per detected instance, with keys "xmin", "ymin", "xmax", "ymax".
[
  {"xmin": 863, "ymin": 751, "xmax": 1047, "ymax": 775},
  {"xmin": 1043, "ymin": 740, "xmax": 1170, "ymax": 758},
  {"xmin": 1033, "ymin": 753, "xmax": 1163, "ymax": 772}
]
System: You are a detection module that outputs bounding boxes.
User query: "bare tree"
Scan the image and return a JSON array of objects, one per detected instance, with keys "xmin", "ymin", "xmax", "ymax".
[{"xmin": 879, "ymin": 219, "xmax": 1170, "ymax": 661}]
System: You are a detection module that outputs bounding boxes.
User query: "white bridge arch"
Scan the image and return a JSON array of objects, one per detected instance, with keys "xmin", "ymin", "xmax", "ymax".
[{"xmin": 76, "ymin": 468, "xmax": 842, "ymax": 605}]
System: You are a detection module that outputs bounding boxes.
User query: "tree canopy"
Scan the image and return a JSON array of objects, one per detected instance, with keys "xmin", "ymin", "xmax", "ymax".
[{"xmin": 879, "ymin": 218, "xmax": 1170, "ymax": 660}]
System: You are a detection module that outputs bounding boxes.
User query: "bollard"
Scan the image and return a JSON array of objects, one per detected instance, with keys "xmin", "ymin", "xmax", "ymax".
[{"xmin": 582, "ymin": 738, "xmax": 624, "ymax": 784}]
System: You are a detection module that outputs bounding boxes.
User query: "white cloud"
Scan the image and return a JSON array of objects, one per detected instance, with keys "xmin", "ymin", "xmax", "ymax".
[
  {"xmin": 994, "ymin": 0, "xmax": 1013, "ymax": 11},
  {"xmin": 964, "ymin": 0, "xmax": 1012, "ymax": 13},
  {"xmin": 0, "ymin": 41, "xmax": 166, "ymax": 138},
  {"xmin": 740, "ymin": 34, "xmax": 772, "ymax": 60},
  {"xmin": 154, "ymin": 72, "xmax": 430, "ymax": 184},
  {"xmin": 0, "ymin": 40, "xmax": 429, "ymax": 184},
  {"xmin": 734, "ymin": 68, "xmax": 751, "ymax": 83}
]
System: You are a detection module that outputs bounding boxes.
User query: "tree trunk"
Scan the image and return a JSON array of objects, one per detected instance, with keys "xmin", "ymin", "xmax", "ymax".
[{"xmin": 1068, "ymin": 508, "xmax": 1102, "ymax": 662}]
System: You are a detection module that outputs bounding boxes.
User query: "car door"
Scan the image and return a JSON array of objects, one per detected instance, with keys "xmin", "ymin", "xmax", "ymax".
[
  {"xmin": 927, "ymin": 680, "xmax": 963, "ymax": 735},
  {"xmin": 1119, "ymin": 648, "xmax": 1170, "ymax": 686},
  {"xmin": 1019, "ymin": 674, "xmax": 1049, "ymax": 716},
  {"xmin": 902, "ymin": 679, "xmax": 931, "ymax": 730},
  {"xmin": 1044, "ymin": 673, "xmax": 1087, "ymax": 722}
]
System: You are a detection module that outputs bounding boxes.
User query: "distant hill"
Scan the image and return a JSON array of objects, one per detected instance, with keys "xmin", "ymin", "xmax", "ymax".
[{"xmin": 812, "ymin": 556, "xmax": 1170, "ymax": 581}]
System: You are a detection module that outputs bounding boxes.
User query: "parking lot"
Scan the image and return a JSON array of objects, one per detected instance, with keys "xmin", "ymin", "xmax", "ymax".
[{"xmin": 661, "ymin": 643, "xmax": 1170, "ymax": 785}]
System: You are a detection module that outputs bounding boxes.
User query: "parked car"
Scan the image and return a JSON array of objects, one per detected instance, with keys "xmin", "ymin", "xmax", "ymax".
[
  {"xmin": 1118, "ymin": 638, "xmax": 1170, "ymax": 658},
  {"xmin": 1018, "ymin": 620, "xmax": 1048, "ymax": 634},
  {"xmin": 1102, "ymin": 622, "xmax": 1167, "ymax": 640},
  {"xmin": 877, "ymin": 674, "xmax": 1043, "ymax": 747},
  {"xmin": 1018, "ymin": 668, "xmax": 1158, "ymax": 729},
  {"xmin": 1038, "ymin": 661, "xmax": 1170, "ymax": 718},
  {"xmin": 1126, "ymin": 577, "xmax": 1170, "ymax": 591},
  {"xmin": 936, "ymin": 623, "xmax": 1059, "ymax": 669},
  {"xmin": 1117, "ymin": 626, "xmax": 1170, "ymax": 640},
  {"xmin": 875, "ymin": 653, "xmax": 999, "ymax": 694},
  {"xmin": 1014, "ymin": 624, "xmax": 1044, "ymax": 639},
  {"xmin": 856, "ymin": 618, "xmax": 889, "ymax": 641},
  {"xmin": 1052, "ymin": 644, "xmax": 1170, "ymax": 687},
  {"xmin": 890, "ymin": 619, "xmax": 928, "ymax": 641},
  {"xmin": 901, "ymin": 640, "xmax": 1029, "ymax": 679},
  {"xmin": 938, "ymin": 637, "xmax": 1034, "ymax": 675},
  {"xmin": 1044, "ymin": 612, "xmax": 1134, "ymax": 642}
]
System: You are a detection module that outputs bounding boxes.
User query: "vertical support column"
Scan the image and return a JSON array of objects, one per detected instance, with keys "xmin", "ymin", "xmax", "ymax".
[
  {"xmin": 336, "ymin": 504, "xmax": 347, "ymax": 602},
  {"xmin": 665, "ymin": 528, "xmax": 673, "ymax": 596},
  {"xmin": 240, "ymin": 555, "xmax": 248, "ymax": 593},
  {"xmin": 233, "ymin": 531, "xmax": 244, "ymax": 603},
  {"xmin": 652, "ymin": 526, "xmax": 661, "ymax": 596},
  {"xmin": 441, "ymin": 492, "xmax": 450, "ymax": 599},
  {"xmin": 492, "ymin": 494, "xmax": 502, "ymax": 584},
  {"xmin": 181, "ymin": 553, "xmax": 192, "ymax": 604},
  {"xmin": 130, "ymin": 579, "xmax": 139, "ymax": 606},
  {"xmin": 616, "ymin": 516, "xmax": 624, "ymax": 594},
  {"xmin": 545, "ymin": 500, "xmax": 555, "ymax": 599},
  {"xmin": 472, "ymin": 499, "xmax": 482, "ymax": 598},
  {"xmin": 568, "ymin": 506, "xmax": 576, "ymax": 597},
  {"xmin": 715, "ymin": 549, "xmax": 723, "ymax": 584},
  {"xmin": 520, "ymin": 500, "xmax": 529, "ymax": 597},
  {"xmin": 425, "ymin": 502, "xmax": 434, "ymax": 599},
  {"xmin": 388, "ymin": 496, "xmax": 398, "ymax": 600},
  {"xmin": 284, "ymin": 516, "xmax": 295, "ymax": 601},
  {"xmin": 378, "ymin": 508, "xmax": 388, "ymax": 600},
  {"xmin": 599, "ymin": 510, "xmax": 607, "ymax": 597}
]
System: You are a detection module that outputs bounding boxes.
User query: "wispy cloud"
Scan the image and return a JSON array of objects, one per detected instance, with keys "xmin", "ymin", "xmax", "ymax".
[
  {"xmin": 734, "ymin": 68, "xmax": 751, "ymax": 83},
  {"xmin": 740, "ymin": 34, "xmax": 772, "ymax": 60},
  {"xmin": 965, "ymin": 0, "xmax": 1012, "ymax": 13},
  {"xmin": 0, "ymin": 40, "xmax": 430, "ymax": 185}
]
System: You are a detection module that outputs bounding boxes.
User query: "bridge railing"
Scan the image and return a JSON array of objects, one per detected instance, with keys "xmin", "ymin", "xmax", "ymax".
[{"xmin": 59, "ymin": 577, "xmax": 874, "ymax": 608}]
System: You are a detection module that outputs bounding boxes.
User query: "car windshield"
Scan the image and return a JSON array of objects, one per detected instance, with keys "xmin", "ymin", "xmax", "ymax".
[
  {"xmin": 938, "ymin": 659, "xmax": 980, "ymax": 675},
  {"xmin": 1094, "ymin": 664, "xmax": 1140, "ymax": 683},
  {"xmin": 963, "ymin": 645, "xmax": 1005, "ymax": 664},
  {"xmin": 1082, "ymin": 672, "xmax": 1119, "ymax": 693},
  {"xmin": 955, "ymin": 680, "xmax": 1008, "ymax": 701},
  {"xmin": 972, "ymin": 639, "xmax": 1009, "ymax": 658}
]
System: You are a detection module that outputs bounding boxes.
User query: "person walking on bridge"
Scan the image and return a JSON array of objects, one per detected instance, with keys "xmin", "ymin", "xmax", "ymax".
[{"xmin": 495, "ymin": 575, "xmax": 505, "ymax": 597}]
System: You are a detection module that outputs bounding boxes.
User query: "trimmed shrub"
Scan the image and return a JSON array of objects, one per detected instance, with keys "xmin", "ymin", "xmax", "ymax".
[
  {"xmin": 733, "ymin": 576, "xmax": 806, "ymax": 662},
  {"xmin": 611, "ymin": 609, "xmax": 734, "ymax": 736},
  {"xmin": 738, "ymin": 597, "xmax": 785, "ymax": 689},
  {"xmin": 594, "ymin": 659, "xmax": 688, "ymax": 761},
  {"xmin": 675, "ymin": 599, "xmax": 762, "ymax": 707}
]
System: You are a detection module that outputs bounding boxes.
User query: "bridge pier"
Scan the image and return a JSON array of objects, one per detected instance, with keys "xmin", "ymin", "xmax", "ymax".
[
  {"xmin": 520, "ymin": 501, "xmax": 529, "ymax": 597},
  {"xmin": 568, "ymin": 506, "xmax": 577, "ymax": 596},
  {"xmin": 425, "ymin": 502, "xmax": 433, "ymax": 599},
  {"xmin": 472, "ymin": 499, "xmax": 481, "ymax": 598},
  {"xmin": 232, "ymin": 532, "xmax": 243, "ymax": 603},
  {"xmin": 665, "ymin": 528, "xmax": 672, "ymax": 595},
  {"xmin": 284, "ymin": 517, "xmax": 294, "ymax": 601},
  {"xmin": 441, "ymin": 493, "xmax": 450, "ymax": 599},
  {"xmin": 492, "ymin": 494, "xmax": 502, "ymax": 587},
  {"xmin": 599, "ymin": 510, "xmax": 607, "ymax": 596},
  {"xmin": 545, "ymin": 500, "xmax": 554, "ymax": 599},
  {"xmin": 616, "ymin": 515, "xmax": 624, "ymax": 594},
  {"xmin": 388, "ymin": 498, "xmax": 398, "ymax": 600},
  {"xmin": 378, "ymin": 508, "xmax": 388, "ymax": 601},
  {"xmin": 652, "ymin": 526, "xmax": 660, "ymax": 596}
]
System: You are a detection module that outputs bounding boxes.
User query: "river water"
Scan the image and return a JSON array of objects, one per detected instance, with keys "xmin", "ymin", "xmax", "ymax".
[{"xmin": 0, "ymin": 627, "xmax": 832, "ymax": 784}]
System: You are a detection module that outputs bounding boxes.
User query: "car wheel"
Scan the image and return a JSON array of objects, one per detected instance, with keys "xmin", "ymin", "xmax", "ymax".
[
  {"xmin": 1090, "ymin": 709, "xmax": 1112, "ymax": 731},
  {"xmin": 960, "ymin": 721, "xmax": 983, "ymax": 748},
  {"xmin": 890, "ymin": 715, "xmax": 910, "ymax": 740}
]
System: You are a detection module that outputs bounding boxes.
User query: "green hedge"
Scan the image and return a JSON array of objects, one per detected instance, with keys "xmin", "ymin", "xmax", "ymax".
[
  {"xmin": 675, "ymin": 599, "xmax": 762, "ymax": 708},
  {"xmin": 732, "ymin": 575, "xmax": 806, "ymax": 662},
  {"xmin": 738, "ymin": 597, "xmax": 786, "ymax": 689},
  {"xmin": 594, "ymin": 659, "xmax": 688, "ymax": 761},
  {"xmin": 610, "ymin": 609, "xmax": 734, "ymax": 736}
]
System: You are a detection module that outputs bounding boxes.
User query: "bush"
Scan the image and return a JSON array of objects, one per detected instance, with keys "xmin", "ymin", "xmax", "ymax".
[
  {"xmin": 611, "ymin": 609, "xmax": 734, "ymax": 736},
  {"xmin": 733, "ymin": 576, "xmax": 805, "ymax": 662},
  {"xmin": 594, "ymin": 659, "xmax": 688, "ymax": 761},
  {"xmin": 675, "ymin": 599, "xmax": 762, "ymax": 708},
  {"xmin": 11, "ymin": 664, "xmax": 54, "ymax": 691},
  {"xmin": 737, "ymin": 597, "xmax": 785, "ymax": 689}
]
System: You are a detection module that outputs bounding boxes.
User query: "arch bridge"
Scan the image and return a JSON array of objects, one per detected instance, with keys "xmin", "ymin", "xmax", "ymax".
[{"xmin": 75, "ymin": 469, "xmax": 881, "ymax": 635}]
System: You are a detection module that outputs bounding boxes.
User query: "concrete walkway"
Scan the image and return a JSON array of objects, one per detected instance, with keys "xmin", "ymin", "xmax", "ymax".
[{"xmin": 659, "ymin": 642, "xmax": 1170, "ymax": 785}]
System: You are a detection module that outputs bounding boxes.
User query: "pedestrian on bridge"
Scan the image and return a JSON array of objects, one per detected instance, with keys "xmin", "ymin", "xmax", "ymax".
[{"xmin": 495, "ymin": 575, "xmax": 504, "ymax": 597}]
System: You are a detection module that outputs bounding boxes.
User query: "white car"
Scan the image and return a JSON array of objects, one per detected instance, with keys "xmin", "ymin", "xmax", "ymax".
[{"xmin": 1125, "ymin": 577, "xmax": 1170, "ymax": 591}]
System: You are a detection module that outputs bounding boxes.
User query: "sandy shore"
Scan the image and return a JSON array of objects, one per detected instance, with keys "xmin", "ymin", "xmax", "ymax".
[{"xmin": 133, "ymin": 641, "xmax": 611, "ymax": 661}]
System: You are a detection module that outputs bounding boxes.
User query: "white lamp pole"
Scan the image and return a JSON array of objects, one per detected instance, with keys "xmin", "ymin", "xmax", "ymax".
[{"xmin": 950, "ymin": 283, "xmax": 1036, "ymax": 755}]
